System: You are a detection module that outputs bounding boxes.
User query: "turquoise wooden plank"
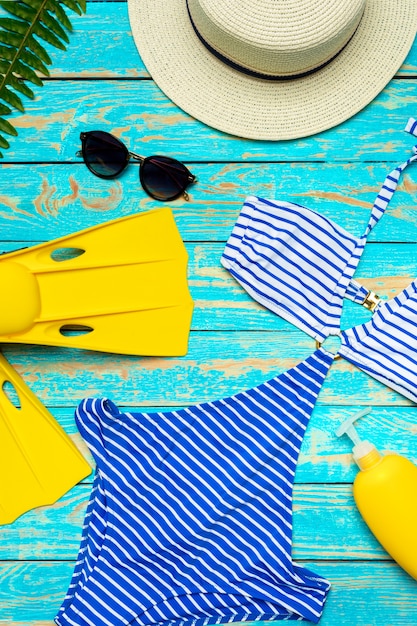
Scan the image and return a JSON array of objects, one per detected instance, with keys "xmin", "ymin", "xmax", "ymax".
[
  {"xmin": 2, "ymin": 81, "xmax": 417, "ymax": 162},
  {"xmin": 0, "ymin": 561, "xmax": 416, "ymax": 624},
  {"xmin": 1, "ymin": 332, "xmax": 415, "ymax": 406},
  {"xmin": 0, "ymin": 1, "xmax": 416, "ymax": 623},
  {"xmin": 1, "ymin": 163, "xmax": 417, "ymax": 243},
  {"xmin": 47, "ymin": 2, "xmax": 147, "ymax": 78},
  {"xmin": 35, "ymin": 1, "xmax": 417, "ymax": 79},
  {"xmin": 0, "ymin": 484, "xmax": 390, "ymax": 561}
]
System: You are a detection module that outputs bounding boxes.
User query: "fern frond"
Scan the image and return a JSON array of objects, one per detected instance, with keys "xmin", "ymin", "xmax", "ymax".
[
  {"xmin": 61, "ymin": 1, "xmax": 86, "ymax": 17},
  {"xmin": 32, "ymin": 20, "xmax": 67, "ymax": 50},
  {"xmin": 45, "ymin": 2, "xmax": 72, "ymax": 31},
  {"xmin": 20, "ymin": 47, "xmax": 50, "ymax": 76},
  {"xmin": 0, "ymin": 102, "xmax": 11, "ymax": 115},
  {"xmin": 0, "ymin": 114, "xmax": 17, "ymax": 136},
  {"xmin": 26, "ymin": 34, "xmax": 52, "ymax": 65},
  {"xmin": 9, "ymin": 73, "xmax": 35, "ymax": 99},
  {"xmin": 0, "ymin": 0, "xmax": 87, "ymax": 157},
  {"xmin": 1, "ymin": 84, "xmax": 24, "ymax": 110},
  {"xmin": 0, "ymin": 133, "xmax": 10, "ymax": 149}
]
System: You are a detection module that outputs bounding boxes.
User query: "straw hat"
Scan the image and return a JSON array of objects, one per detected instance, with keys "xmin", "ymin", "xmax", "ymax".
[{"xmin": 128, "ymin": 0, "xmax": 417, "ymax": 140}]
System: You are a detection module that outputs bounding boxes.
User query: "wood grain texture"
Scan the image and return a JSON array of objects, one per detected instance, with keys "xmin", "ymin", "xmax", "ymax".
[
  {"xmin": 0, "ymin": 1, "xmax": 417, "ymax": 624},
  {"xmin": 1, "ymin": 163, "xmax": 417, "ymax": 243},
  {"xmin": 0, "ymin": 338, "xmax": 412, "ymax": 408}
]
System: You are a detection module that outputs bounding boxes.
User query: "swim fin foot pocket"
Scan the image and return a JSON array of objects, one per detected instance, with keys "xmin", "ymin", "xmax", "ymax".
[
  {"xmin": 0, "ymin": 353, "xmax": 91, "ymax": 524},
  {"xmin": 0, "ymin": 208, "xmax": 194, "ymax": 356}
]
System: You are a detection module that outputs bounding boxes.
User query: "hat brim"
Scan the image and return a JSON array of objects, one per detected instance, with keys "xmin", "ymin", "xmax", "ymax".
[{"xmin": 128, "ymin": 0, "xmax": 417, "ymax": 140}]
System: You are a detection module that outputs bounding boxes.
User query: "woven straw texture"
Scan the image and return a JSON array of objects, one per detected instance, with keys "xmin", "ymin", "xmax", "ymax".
[{"xmin": 128, "ymin": 0, "xmax": 417, "ymax": 140}]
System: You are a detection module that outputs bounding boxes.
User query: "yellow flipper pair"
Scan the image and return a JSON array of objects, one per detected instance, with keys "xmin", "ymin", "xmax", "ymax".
[
  {"xmin": 0, "ymin": 208, "xmax": 193, "ymax": 523},
  {"xmin": 0, "ymin": 207, "xmax": 194, "ymax": 355}
]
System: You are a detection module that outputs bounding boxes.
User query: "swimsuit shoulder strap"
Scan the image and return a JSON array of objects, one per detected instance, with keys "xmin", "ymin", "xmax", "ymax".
[
  {"xmin": 363, "ymin": 118, "xmax": 417, "ymax": 239},
  {"xmin": 344, "ymin": 119, "xmax": 417, "ymax": 311}
]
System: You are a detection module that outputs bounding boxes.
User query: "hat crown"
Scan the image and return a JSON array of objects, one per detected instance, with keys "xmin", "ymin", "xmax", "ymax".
[{"xmin": 188, "ymin": 0, "xmax": 366, "ymax": 77}]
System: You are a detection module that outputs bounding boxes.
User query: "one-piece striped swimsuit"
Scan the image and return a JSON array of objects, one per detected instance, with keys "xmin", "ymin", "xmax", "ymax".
[{"xmin": 55, "ymin": 349, "xmax": 333, "ymax": 626}]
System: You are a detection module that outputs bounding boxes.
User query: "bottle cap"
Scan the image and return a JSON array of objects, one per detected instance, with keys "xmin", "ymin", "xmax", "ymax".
[{"xmin": 336, "ymin": 408, "xmax": 382, "ymax": 469}]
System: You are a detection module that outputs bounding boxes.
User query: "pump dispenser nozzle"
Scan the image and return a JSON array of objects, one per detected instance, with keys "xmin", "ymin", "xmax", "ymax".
[{"xmin": 336, "ymin": 408, "xmax": 382, "ymax": 469}]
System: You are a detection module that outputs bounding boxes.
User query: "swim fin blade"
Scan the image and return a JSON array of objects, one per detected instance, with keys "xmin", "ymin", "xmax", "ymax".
[
  {"xmin": 0, "ymin": 353, "xmax": 91, "ymax": 524},
  {"xmin": 0, "ymin": 208, "xmax": 193, "ymax": 356}
]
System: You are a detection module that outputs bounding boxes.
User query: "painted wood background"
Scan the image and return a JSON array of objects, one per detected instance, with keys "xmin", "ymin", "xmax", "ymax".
[{"xmin": 1, "ymin": 1, "xmax": 417, "ymax": 624}]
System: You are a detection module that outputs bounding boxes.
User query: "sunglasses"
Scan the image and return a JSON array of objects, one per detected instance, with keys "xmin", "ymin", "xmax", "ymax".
[{"xmin": 77, "ymin": 130, "xmax": 197, "ymax": 201}]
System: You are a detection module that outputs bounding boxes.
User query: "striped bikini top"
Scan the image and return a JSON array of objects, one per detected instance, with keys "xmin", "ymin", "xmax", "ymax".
[{"xmin": 222, "ymin": 119, "xmax": 417, "ymax": 403}]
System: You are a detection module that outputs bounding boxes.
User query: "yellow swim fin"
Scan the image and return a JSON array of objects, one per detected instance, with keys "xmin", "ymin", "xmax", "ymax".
[
  {"xmin": 0, "ymin": 208, "xmax": 193, "ymax": 356},
  {"xmin": 0, "ymin": 353, "xmax": 91, "ymax": 524}
]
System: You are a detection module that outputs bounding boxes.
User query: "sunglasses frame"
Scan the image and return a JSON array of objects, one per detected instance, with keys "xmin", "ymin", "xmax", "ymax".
[{"xmin": 77, "ymin": 131, "xmax": 197, "ymax": 201}]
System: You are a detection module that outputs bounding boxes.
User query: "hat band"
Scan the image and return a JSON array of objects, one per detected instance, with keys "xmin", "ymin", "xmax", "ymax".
[{"xmin": 186, "ymin": 1, "xmax": 361, "ymax": 81}]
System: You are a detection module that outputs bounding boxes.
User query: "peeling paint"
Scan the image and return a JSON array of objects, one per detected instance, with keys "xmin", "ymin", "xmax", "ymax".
[
  {"xmin": 193, "ymin": 267, "xmax": 228, "ymax": 278},
  {"xmin": 293, "ymin": 189, "xmax": 373, "ymax": 209},
  {"xmin": 32, "ymin": 176, "xmax": 85, "ymax": 217},
  {"xmin": 13, "ymin": 110, "xmax": 76, "ymax": 131},
  {"xmin": 215, "ymin": 163, "xmax": 246, "ymax": 177},
  {"xmin": 190, "ymin": 299, "xmax": 256, "ymax": 311},
  {"xmin": 354, "ymin": 276, "xmax": 413, "ymax": 296},
  {"xmin": 30, "ymin": 175, "xmax": 124, "ymax": 215},
  {"xmin": 401, "ymin": 173, "xmax": 417, "ymax": 193},
  {"xmin": 95, "ymin": 106, "xmax": 119, "ymax": 122},
  {"xmin": 33, "ymin": 177, "xmax": 58, "ymax": 217},
  {"xmin": 199, "ymin": 357, "xmax": 296, "ymax": 376},
  {"xmin": 140, "ymin": 112, "xmax": 190, "ymax": 130},
  {"xmin": 242, "ymin": 152, "xmax": 269, "ymax": 159},
  {"xmin": 61, "ymin": 176, "xmax": 80, "ymax": 208},
  {"xmin": 79, "ymin": 180, "xmax": 123, "ymax": 212},
  {"xmin": 217, "ymin": 182, "xmax": 240, "ymax": 191},
  {"xmin": 0, "ymin": 197, "xmax": 33, "ymax": 219}
]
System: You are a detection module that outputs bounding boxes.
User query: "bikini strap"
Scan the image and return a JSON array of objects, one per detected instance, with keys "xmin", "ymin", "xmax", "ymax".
[
  {"xmin": 363, "ymin": 118, "xmax": 417, "ymax": 238},
  {"xmin": 345, "ymin": 278, "xmax": 372, "ymax": 305},
  {"xmin": 345, "ymin": 120, "xmax": 417, "ymax": 311}
]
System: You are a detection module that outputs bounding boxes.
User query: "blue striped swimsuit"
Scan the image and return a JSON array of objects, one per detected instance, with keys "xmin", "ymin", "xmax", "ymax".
[
  {"xmin": 222, "ymin": 119, "xmax": 417, "ymax": 403},
  {"xmin": 55, "ymin": 349, "xmax": 333, "ymax": 626}
]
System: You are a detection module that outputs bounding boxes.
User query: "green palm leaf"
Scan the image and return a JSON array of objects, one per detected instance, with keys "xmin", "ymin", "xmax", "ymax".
[{"xmin": 0, "ymin": 0, "xmax": 86, "ymax": 157}]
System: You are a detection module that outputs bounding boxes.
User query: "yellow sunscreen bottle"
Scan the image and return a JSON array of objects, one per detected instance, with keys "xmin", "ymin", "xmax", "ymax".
[{"xmin": 336, "ymin": 408, "xmax": 417, "ymax": 580}]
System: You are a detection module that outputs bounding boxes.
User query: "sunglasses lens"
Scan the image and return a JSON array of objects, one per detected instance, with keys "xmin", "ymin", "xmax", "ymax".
[
  {"xmin": 82, "ymin": 131, "xmax": 128, "ymax": 178},
  {"xmin": 141, "ymin": 156, "xmax": 192, "ymax": 201}
]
